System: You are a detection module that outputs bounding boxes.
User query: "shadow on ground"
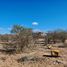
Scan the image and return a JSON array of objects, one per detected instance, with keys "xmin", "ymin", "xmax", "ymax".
[{"xmin": 43, "ymin": 55, "xmax": 60, "ymax": 58}]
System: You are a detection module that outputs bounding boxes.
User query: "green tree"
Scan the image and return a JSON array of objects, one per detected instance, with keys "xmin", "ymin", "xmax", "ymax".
[{"xmin": 11, "ymin": 24, "xmax": 24, "ymax": 34}]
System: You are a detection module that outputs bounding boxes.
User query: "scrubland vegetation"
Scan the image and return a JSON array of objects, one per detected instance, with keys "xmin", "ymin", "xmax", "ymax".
[{"xmin": 0, "ymin": 24, "xmax": 67, "ymax": 67}]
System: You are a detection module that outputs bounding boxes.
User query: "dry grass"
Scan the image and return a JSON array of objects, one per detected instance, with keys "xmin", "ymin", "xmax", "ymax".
[{"xmin": 0, "ymin": 43, "xmax": 66, "ymax": 67}]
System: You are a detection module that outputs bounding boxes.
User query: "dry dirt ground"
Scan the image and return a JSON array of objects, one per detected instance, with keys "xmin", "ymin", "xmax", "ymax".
[{"xmin": 0, "ymin": 43, "xmax": 67, "ymax": 67}]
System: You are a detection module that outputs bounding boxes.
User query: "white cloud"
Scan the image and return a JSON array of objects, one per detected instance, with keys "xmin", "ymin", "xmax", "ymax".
[
  {"xmin": 0, "ymin": 27, "xmax": 11, "ymax": 34},
  {"xmin": 33, "ymin": 29, "xmax": 41, "ymax": 32},
  {"xmin": 32, "ymin": 22, "xmax": 38, "ymax": 26}
]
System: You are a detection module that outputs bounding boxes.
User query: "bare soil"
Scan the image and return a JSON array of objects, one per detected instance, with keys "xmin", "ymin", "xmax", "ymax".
[{"xmin": 0, "ymin": 43, "xmax": 67, "ymax": 67}]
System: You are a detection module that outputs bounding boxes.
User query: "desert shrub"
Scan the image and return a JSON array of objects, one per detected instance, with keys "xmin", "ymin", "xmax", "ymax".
[
  {"xmin": 17, "ymin": 56, "xmax": 40, "ymax": 62},
  {"xmin": 11, "ymin": 24, "xmax": 34, "ymax": 52},
  {"xmin": 0, "ymin": 34, "xmax": 9, "ymax": 42},
  {"xmin": 47, "ymin": 29, "xmax": 67, "ymax": 44}
]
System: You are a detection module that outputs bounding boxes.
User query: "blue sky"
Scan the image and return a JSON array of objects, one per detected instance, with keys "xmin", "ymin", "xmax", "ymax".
[{"xmin": 0, "ymin": 0, "xmax": 67, "ymax": 34}]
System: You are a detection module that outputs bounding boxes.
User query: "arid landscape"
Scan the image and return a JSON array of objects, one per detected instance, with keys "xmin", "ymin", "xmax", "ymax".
[
  {"xmin": 0, "ymin": 43, "xmax": 67, "ymax": 67},
  {"xmin": 0, "ymin": 0, "xmax": 67, "ymax": 67},
  {"xmin": 0, "ymin": 25, "xmax": 67, "ymax": 67}
]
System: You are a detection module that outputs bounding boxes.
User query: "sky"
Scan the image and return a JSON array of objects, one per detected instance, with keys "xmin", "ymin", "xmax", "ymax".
[{"xmin": 0, "ymin": 0, "xmax": 67, "ymax": 34}]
